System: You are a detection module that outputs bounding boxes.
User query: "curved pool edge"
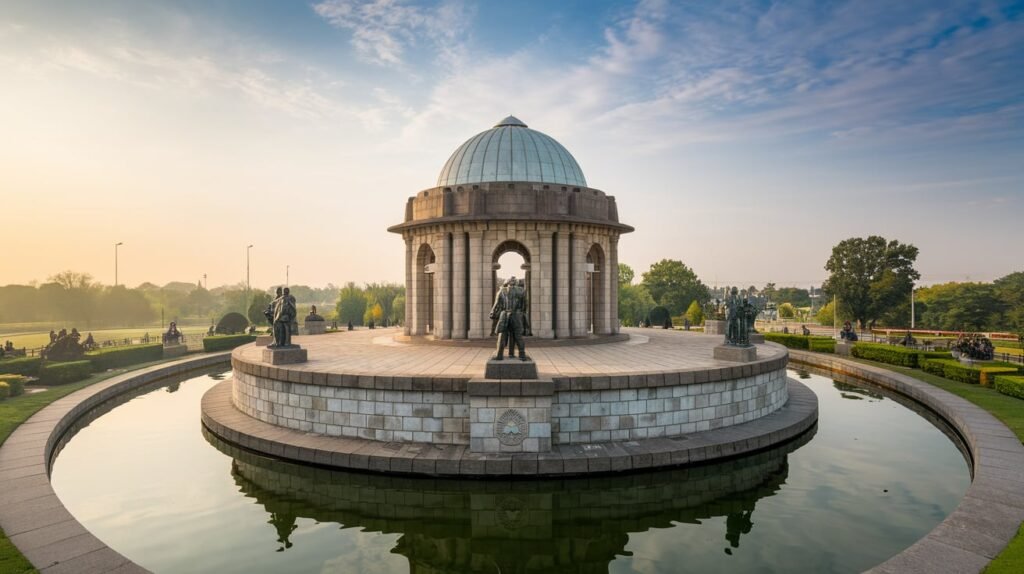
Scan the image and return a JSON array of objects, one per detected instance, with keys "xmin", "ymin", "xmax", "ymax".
[
  {"xmin": 201, "ymin": 377, "xmax": 818, "ymax": 477},
  {"xmin": 788, "ymin": 350, "xmax": 1024, "ymax": 574},
  {"xmin": 0, "ymin": 352, "xmax": 231, "ymax": 574}
]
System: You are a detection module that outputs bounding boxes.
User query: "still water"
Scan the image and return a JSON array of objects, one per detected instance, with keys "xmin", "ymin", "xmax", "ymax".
[{"xmin": 50, "ymin": 370, "xmax": 970, "ymax": 574}]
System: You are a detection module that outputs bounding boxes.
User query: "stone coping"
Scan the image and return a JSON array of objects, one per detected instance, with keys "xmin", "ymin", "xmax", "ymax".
[
  {"xmin": 392, "ymin": 332, "xmax": 631, "ymax": 347},
  {"xmin": 0, "ymin": 352, "xmax": 231, "ymax": 574},
  {"xmin": 788, "ymin": 350, "xmax": 1024, "ymax": 574},
  {"xmin": 201, "ymin": 377, "xmax": 818, "ymax": 477},
  {"xmin": 230, "ymin": 328, "xmax": 789, "ymax": 394}
]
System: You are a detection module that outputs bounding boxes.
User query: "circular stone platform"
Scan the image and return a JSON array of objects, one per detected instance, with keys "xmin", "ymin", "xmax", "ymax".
[{"xmin": 203, "ymin": 328, "xmax": 817, "ymax": 475}]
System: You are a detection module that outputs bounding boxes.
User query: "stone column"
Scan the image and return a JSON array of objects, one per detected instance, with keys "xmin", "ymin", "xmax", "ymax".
[
  {"xmin": 554, "ymin": 230, "xmax": 571, "ymax": 338},
  {"xmin": 437, "ymin": 232, "xmax": 453, "ymax": 339},
  {"xmin": 570, "ymin": 232, "xmax": 589, "ymax": 336},
  {"xmin": 609, "ymin": 235, "xmax": 620, "ymax": 334},
  {"xmin": 452, "ymin": 230, "xmax": 468, "ymax": 339},
  {"xmin": 532, "ymin": 228, "xmax": 553, "ymax": 338},
  {"xmin": 467, "ymin": 230, "xmax": 485, "ymax": 338},
  {"xmin": 404, "ymin": 236, "xmax": 413, "ymax": 336}
]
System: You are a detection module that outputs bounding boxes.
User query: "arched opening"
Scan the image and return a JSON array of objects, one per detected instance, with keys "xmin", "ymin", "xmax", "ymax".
[
  {"xmin": 415, "ymin": 243, "xmax": 436, "ymax": 335},
  {"xmin": 586, "ymin": 243, "xmax": 607, "ymax": 334},
  {"xmin": 491, "ymin": 240, "xmax": 531, "ymax": 336}
]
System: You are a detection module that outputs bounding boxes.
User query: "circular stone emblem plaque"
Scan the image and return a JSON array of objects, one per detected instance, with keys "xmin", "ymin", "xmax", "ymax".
[{"xmin": 495, "ymin": 409, "xmax": 528, "ymax": 446}]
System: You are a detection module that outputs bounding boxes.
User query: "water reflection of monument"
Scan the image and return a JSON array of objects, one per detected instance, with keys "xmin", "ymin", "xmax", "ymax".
[{"xmin": 205, "ymin": 427, "xmax": 814, "ymax": 573}]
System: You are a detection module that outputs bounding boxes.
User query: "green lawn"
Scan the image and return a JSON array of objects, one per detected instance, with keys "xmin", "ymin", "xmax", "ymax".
[
  {"xmin": 1, "ymin": 326, "xmax": 209, "ymax": 351},
  {"xmin": 0, "ymin": 359, "xmax": 170, "ymax": 574},
  {"xmin": 849, "ymin": 357, "xmax": 1024, "ymax": 573}
]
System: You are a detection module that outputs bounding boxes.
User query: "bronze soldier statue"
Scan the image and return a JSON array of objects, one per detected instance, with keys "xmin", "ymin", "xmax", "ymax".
[
  {"xmin": 269, "ymin": 287, "xmax": 297, "ymax": 347},
  {"xmin": 490, "ymin": 276, "xmax": 527, "ymax": 360}
]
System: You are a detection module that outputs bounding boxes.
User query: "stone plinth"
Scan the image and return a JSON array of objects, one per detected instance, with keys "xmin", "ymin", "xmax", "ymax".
[
  {"xmin": 262, "ymin": 346, "xmax": 307, "ymax": 365},
  {"xmin": 835, "ymin": 340, "xmax": 852, "ymax": 356},
  {"xmin": 304, "ymin": 320, "xmax": 326, "ymax": 335},
  {"xmin": 749, "ymin": 333, "xmax": 765, "ymax": 344},
  {"xmin": 485, "ymin": 358, "xmax": 538, "ymax": 380},
  {"xmin": 468, "ymin": 377, "xmax": 554, "ymax": 453},
  {"xmin": 255, "ymin": 334, "xmax": 273, "ymax": 346},
  {"xmin": 714, "ymin": 344, "xmax": 757, "ymax": 362},
  {"xmin": 162, "ymin": 344, "xmax": 187, "ymax": 358},
  {"xmin": 704, "ymin": 320, "xmax": 726, "ymax": 335}
]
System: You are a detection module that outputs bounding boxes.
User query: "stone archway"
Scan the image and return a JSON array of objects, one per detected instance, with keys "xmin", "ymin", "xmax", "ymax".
[
  {"xmin": 415, "ymin": 243, "xmax": 436, "ymax": 335},
  {"xmin": 491, "ymin": 240, "xmax": 531, "ymax": 336},
  {"xmin": 586, "ymin": 243, "xmax": 608, "ymax": 334}
]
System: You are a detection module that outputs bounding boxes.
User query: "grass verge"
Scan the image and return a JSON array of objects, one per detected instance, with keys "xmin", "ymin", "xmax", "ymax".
[
  {"xmin": 848, "ymin": 356, "xmax": 1024, "ymax": 573},
  {"xmin": 0, "ymin": 359, "xmax": 170, "ymax": 574}
]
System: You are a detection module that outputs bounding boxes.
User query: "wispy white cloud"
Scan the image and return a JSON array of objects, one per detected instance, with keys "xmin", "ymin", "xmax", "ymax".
[{"xmin": 312, "ymin": 0, "xmax": 470, "ymax": 67}]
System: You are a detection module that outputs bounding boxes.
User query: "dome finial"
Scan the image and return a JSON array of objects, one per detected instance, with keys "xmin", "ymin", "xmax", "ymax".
[{"xmin": 495, "ymin": 115, "xmax": 527, "ymax": 128}]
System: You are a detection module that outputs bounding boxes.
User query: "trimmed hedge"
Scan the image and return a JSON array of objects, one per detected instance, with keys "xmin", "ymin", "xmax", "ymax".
[
  {"xmin": 994, "ymin": 375, "xmax": 1024, "ymax": 400},
  {"xmin": 203, "ymin": 334, "xmax": 256, "ymax": 352},
  {"xmin": 38, "ymin": 360, "xmax": 94, "ymax": 385},
  {"xmin": 851, "ymin": 343, "xmax": 950, "ymax": 368},
  {"xmin": 0, "ymin": 381, "xmax": 8, "ymax": 399},
  {"xmin": 0, "ymin": 356, "xmax": 42, "ymax": 376},
  {"xmin": 764, "ymin": 333, "xmax": 835, "ymax": 353},
  {"xmin": 920, "ymin": 358, "xmax": 1020, "ymax": 386},
  {"xmin": 86, "ymin": 344, "xmax": 163, "ymax": 371},
  {"xmin": 0, "ymin": 374, "xmax": 28, "ymax": 397}
]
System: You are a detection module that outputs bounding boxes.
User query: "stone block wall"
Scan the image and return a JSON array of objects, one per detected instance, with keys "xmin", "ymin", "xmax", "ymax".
[
  {"xmin": 232, "ymin": 371, "xmax": 469, "ymax": 444},
  {"xmin": 551, "ymin": 368, "xmax": 788, "ymax": 444},
  {"xmin": 469, "ymin": 395, "xmax": 552, "ymax": 453}
]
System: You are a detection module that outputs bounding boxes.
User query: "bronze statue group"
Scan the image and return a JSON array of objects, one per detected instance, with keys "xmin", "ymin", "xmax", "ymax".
[
  {"xmin": 490, "ymin": 276, "xmax": 530, "ymax": 361},
  {"xmin": 264, "ymin": 287, "xmax": 298, "ymax": 348}
]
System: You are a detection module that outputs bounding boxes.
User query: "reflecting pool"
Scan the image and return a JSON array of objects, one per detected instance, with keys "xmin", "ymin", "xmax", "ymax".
[{"xmin": 50, "ymin": 369, "xmax": 970, "ymax": 573}]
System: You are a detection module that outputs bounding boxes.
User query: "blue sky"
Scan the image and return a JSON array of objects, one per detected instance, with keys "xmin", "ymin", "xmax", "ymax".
[{"xmin": 1, "ymin": 0, "xmax": 1022, "ymax": 289}]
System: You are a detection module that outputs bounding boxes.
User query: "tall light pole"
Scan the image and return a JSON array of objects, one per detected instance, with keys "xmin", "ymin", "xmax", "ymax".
[
  {"xmin": 114, "ymin": 242, "xmax": 123, "ymax": 286},
  {"xmin": 246, "ymin": 244, "xmax": 253, "ymax": 315},
  {"xmin": 203, "ymin": 273, "xmax": 207, "ymax": 289},
  {"xmin": 286, "ymin": 265, "xmax": 290, "ymax": 287},
  {"xmin": 910, "ymin": 285, "xmax": 916, "ymax": 329}
]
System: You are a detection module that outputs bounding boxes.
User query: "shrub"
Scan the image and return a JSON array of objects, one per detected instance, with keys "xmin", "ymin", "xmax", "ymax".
[
  {"xmin": 919, "ymin": 358, "xmax": 1020, "ymax": 386},
  {"xmin": 685, "ymin": 300, "xmax": 704, "ymax": 326},
  {"xmin": 0, "ymin": 381, "xmax": 8, "ymax": 399},
  {"xmin": 203, "ymin": 334, "xmax": 256, "ymax": 352},
  {"xmin": 86, "ymin": 344, "xmax": 163, "ymax": 371},
  {"xmin": 778, "ymin": 302, "xmax": 796, "ymax": 319},
  {"xmin": 0, "ymin": 356, "xmax": 42, "ymax": 377},
  {"xmin": 216, "ymin": 312, "xmax": 250, "ymax": 335},
  {"xmin": 648, "ymin": 306, "xmax": 671, "ymax": 328},
  {"xmin": 851, "ymin": 343, "xmax": 929, "ymax": 367},
  {"xmin": 764, "ymin": 333, "xmax": 835, "ymax": 352},
  {"xmin": 0, "ymin": 374, "xmax": 28, "ymax": 397},
  {"xmin": 994, "ymin": 376, "xmax": 1024, "ymax": 400},
  {"xmin": 38, "ymin": 361, "xmax": 94, "ymax": 385},
  {"xmin": 808, "ymin": 338, "xmax": 836, "ymax": 353}
]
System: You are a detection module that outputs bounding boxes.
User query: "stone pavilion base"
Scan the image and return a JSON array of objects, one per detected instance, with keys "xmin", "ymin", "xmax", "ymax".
[
  {"xmin": 485, "ymin": 357, "xmax": 538, "ymax": 379},
  {"xmin": 162, "ymin": 343, "xmax": 188, "ymax": 359}
]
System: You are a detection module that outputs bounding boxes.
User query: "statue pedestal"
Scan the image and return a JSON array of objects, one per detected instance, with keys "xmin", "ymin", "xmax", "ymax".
[
  {"xmin": 749, "ymin": 333, "xmax": 765, "ymax": 344},
  {"xmin": 836, "ymin": 340, "xmax": 853, "ymax": 356},
  {"xmin": 255, "ymin": 335, "xmax": 273, "ymax": 346},
  {"xmin": 162, "ymin": 344, "xmax": 187, "ymax": 359},
  {"xmin": 704, "ymin": 320, "xmax": 726, "ymax": 335},
  {"xmin": 304, "ymin": 320, "xmax": 326, "ymax": 335},
  {"xmin": 714, "ymin": 344, "xmax": 757, "ymax": 362},
  {"xmin": 485, "ymin": 358, "xmax": 538, "ymax": 380},
  {"xmin": 262, "ymin": 346, "xmax": 308, "ymax": 365},
  {"xmin": 468, "ymin": 376, "xmax": 553, "ymax": 453}
]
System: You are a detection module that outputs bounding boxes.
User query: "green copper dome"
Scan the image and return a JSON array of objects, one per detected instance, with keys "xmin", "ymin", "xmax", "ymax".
[{"xmin": 437, "ymin": 116, "xmax": 587, "ymax": 187}]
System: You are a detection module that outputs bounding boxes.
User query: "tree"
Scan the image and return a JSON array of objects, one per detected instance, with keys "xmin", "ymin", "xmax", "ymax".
[
  {"xmin": 247, "ymin": 291, "xmax": 273, "ymax": 327},
  {"xmin": 822, "ymin": 236, "xmax": 919, "ymax": 329},
  {"xmin": 685, "ymin": 300, "xmax": 704, "ymax": 326},
  {"xmin": 917, "ymin": 282, "xmax": 1004, "ymax": 331},
  {"xmin": 335, "ymin": 282, "xmax": 367, "ymax": 326},
  {"xmin": 618, "ymin": 283, "xmax": 656, "ymax": 327},
  {"xmin": 640, "ymin": 259, "xmax": 708, "ymax": 316},
  {"xmin": 773, "ymin": 287, "xmax": 811, "ymax": 307},
  {"xmin": 618, "ymin": 263, "xmax": 635, "ymax": 286},
  {"xmin": 995, "ymin": 272, "xmax": 1024, "ymax": 331},
  {"xmin": 761, "ymin": 283, "xmax": 777, "ymax": 303},
  {"xmin": 391, "ymin": 294, "xmax": 406, "ymax": 325},
  {"xmin": 364, "ymin": 302, "xmax": 384, "ymax": 324},
  {"xmin": 364, "ymin": 283, "xmax": 403, "ymax": 326},
  {"xmin": 778, "ymin": 302, "xmax": 796, "ymax": 319}
]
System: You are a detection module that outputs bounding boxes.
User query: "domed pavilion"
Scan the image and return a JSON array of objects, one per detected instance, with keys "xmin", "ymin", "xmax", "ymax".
[{"xmin": 388, "ymin": 116, "xmax": 634, "ymax": 340}]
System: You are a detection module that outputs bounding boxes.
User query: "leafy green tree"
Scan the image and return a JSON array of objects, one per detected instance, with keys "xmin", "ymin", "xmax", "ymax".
[
  {"xmin": 391, "ymin": 294, "xmax": 406, "ymax": 325},
  {"xmin": 336, "ymin": 282, "xmax": 367, "ymax": 326},
  {"xmin": 618, "ymin": 263, "xmax": 635, "ymax": 286},
  {"xmin": 822, "ymin": 236, "xmax": 919, "ymax": 329},
  {"xmin": 761, "ymin": 283, "xmax": 777, "ymax": 303},
  {"xmin": 618, "ymin": 283, "xmax": 656, "ymax": 327},
  {"xmin": 247, "ymin": 291, "xmax": 273, "ymax": 327},
  {"xmin": 364, "ymin": 283, "xmax": 404, "ymax": 327},
  {"xmin": 995, "ymin": 272, "xmax": 1024, "ymax": 331},
  {"xmin": 640, "ymin": 259, "xmax": 708, "ymax": 316},
  {"xmin": 773, "ymin": 287, "xmax": 811, "ymax": 307},
  {"xmin": 778, "ymin": 302, "xmax": 796, "ymax": 319},
  {"xmin": 917, "ymin": 282, "xmax": 1004, "ymax": 331},
  {"xmin": 685, "ymin": 300, "xmax": 704, "ymax": 326}
]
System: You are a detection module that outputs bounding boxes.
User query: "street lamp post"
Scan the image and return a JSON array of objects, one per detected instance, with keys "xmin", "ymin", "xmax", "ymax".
[
  {"xmin": 911, "ymin": 286, "xmax": 916, "ymax": 329},
  {"xmin": 246, "ymin": 244, "xmax": 253, "ymax": 316},
  {"xmin": 114, "ymin": 242, "xmax": 123, "ymax": 286},
  {"xmin": 286, "ymin": 265, "xmax": 290, "ymax": 287}
]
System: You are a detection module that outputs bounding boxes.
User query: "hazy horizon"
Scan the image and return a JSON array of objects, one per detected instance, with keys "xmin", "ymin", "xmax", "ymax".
[{"xmin": 3, "ymin": 1, "xmax": 1022, "ymax": 290}]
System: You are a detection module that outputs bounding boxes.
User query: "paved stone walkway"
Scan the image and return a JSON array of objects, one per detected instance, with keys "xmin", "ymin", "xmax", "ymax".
[
  {"xmin": 201, "ymin": 377, "xmax": 818, "ymax": 476},
  {"xmin": 234, "ymin": 327, "xmax": 787, "ymax": 379}
]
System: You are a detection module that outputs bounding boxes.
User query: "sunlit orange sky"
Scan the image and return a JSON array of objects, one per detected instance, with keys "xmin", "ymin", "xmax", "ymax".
[{"xmin": 2, "ymin": 0, "xmax": 1022, "ymax": 290}]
